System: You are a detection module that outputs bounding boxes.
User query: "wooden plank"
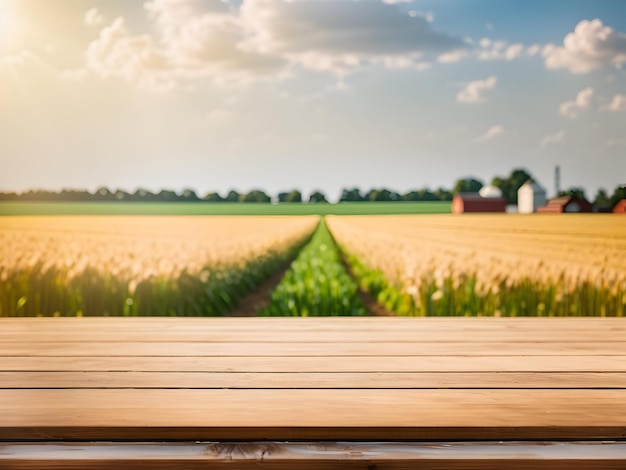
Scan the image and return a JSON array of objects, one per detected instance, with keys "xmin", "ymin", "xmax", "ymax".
[
  {"xmin": 2, "ymin": 329, "xmax": 624, "ymax": 343},
  {"xmin": 2, "ymin": 441, "xmax": 626, "ymax": 470},
  {"xmin": 3, "ymin": 355, "xmax": 626, "ymax": 372},
  {"xmin": 1, "ymin": 389, "xmax": 624, "ymax": 440},
  {"xmin": 2, "ymin": 371, "xmax": 626, "ymax": 389},
  {"xmin": 2, "ymin": 341, "xmax": 625, "ymax": 356},
  {"xmin": 3, "ymin": 318, "xmax": 623, "ymax": 345},
  {"xmin": 2, "ymin": 317, "xmax": 624, "ymax": 331}
]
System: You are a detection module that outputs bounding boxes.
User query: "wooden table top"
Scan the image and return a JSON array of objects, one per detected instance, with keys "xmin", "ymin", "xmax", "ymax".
[{"xmin": 1, "ymin": 317, "xmax": 625, "ymax": 441}]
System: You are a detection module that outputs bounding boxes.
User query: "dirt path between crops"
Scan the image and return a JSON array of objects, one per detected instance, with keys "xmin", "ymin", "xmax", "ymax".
[
  {"xmin": 228, "ymin": 260, "xmax": 293, "ymax": 316},
  {"xmin": 340, "ymin": 256, "xmax": 393, "ymax": 317}
]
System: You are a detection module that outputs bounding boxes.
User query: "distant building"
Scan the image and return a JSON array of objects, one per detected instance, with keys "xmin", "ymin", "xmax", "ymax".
[
  {"xmin": 517, "ymin": 179, "xmax": 547, "ymax": 214},
  {"xmin": 614, "ymin": 200, "xmax": 626, "ymax": 214},
  {"xmin": 537, "ymin": 195, "xmax": 593, "ymax": 213},
  {"xmin": 452, "ymin": 186, "xmax": 507, "ymax": 213}
]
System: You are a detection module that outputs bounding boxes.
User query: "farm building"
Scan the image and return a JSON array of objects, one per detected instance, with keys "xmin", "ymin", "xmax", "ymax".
[
  {"xmin": 537, "ymin": 195, "xmax": 593, "ymax": 213},
  {"xmin": 614, "ymin": 199, "xmax": 626, "ymax": 213},
  {"xmin": 518, "ymin": 179, "xmax": 547, "ymax": 214},
  {"xmin": 452, "ymin": 186, "xmax": 507, "ymax": 213}
]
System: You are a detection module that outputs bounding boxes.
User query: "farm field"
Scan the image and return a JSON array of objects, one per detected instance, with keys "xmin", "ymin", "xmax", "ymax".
[
  {"xmin": 0, "ymin": 201, "xmax": 451, "ymax": 216},
  {"xmin": 0, "ymin": 216, "xmax": 317, "ymax": 316},
  {"xmin": 1, "ymin": 213, "xmax": 625, "ymax": 317},
  {"xmin": 327, "ymin": 214, "xmax": 626, "ymax": 317}
]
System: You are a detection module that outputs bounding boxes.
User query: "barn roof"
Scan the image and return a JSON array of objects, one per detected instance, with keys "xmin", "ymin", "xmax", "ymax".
[
  {"xmin": 545, "ymin": 195, "xmax": 592, "ymax": 207},
  {"xmin": 456, "ymin": 192, "xmax": 506, "ymax": 202},
  {"xmin": 546, "ymin": 196, "xmax": 574, "ymax": 207}
]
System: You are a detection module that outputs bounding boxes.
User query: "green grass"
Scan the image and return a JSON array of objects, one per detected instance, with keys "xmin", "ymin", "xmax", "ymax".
[
  {"xmin": 0, "ymin": 201, "xmax": 451, "ymax": 216},
  {"xmin": 259, "ymin": 220, "xmax": 366, "ymax": 316}
]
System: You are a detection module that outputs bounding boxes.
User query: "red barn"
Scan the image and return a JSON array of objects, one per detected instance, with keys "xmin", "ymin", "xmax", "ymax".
[
  {"xmin": 452, "ymin": 192, "xmax": 507, "ymax": 213},
  {"xmin": 614, "ymin": 199, "xmax": 626, "ymax": 213},
  {"xmin": 537, "ymin": 195, "xmax": 592, "ymax": 213}
]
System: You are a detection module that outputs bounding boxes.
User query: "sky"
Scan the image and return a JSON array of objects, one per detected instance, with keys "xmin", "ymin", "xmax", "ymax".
[{"xmin": 1, "ymin": 0, "xmax": 625, "ymax": 201}]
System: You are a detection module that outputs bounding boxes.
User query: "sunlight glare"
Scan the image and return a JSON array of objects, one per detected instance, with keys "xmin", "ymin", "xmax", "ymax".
[{"xmin": 0, "ymin": 0, "xmax": 15, "ymax": 44}]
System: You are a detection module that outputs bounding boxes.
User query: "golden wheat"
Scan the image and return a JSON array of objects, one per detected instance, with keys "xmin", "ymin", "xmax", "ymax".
[
  {"xmin": 327, "ymin": 214, "xmax": 626, "ymax": 316},
  {"xmin": 0, "ymin": 215, "xmax": 318, "ymax": 316}
]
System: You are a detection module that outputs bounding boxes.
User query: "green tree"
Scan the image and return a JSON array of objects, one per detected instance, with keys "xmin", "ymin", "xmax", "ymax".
[
  {"xmin": 115, "ymin": 189, "xmax": 132, "ymax": 200},
  {"xmin": 94, "ymin": 187, "xmax": 114, "ymax": 201},
  {"xmin": 593, "ymin": 189, "xmax": 611, "ymax": 207},
  {"xmin": 278, "ymin": 190, "xmax": 302, "ymax": 203},
  {"xmin": 558, "ymin": 187, "xmax": 587, "ymax": 200},
  {"xmin": 225, "ymin": 190, "xmax": 240, "ymax": 202},
  {"xmin": 491, "ymin": 168, "xmax": 532, "ymax": 204},
  {"xmin": 203, "ymin": 192, "xmax": 223, "ymax": 202},
  {"xmin": 241, "ymin": 190, "xmax": 271, "ymax": 203},
  {"xmin": 402, "ymin": 190, "xmax": 420, "ymax": 201},
  {"xmin": 610, "ymin": 185, "xmax": 626, "ymax": 208},
  {"xmin": 286, "ymin": 190, "xmax": 302, "ymax": 203},
  {"xmin": 130, "ymin": 188, "xmax": 158, "ymax": 201},
  {"xmin": 340, "ymin": 187, "xmax": 364, "ymax": 202},
  {"xmin": 418, "ymin": 188, "xmax": 437, "ymax": 201},
  {"xmin": 181, "ymin": 189, "xmax": 200, "ymax": 201},
  {"xmin": 157, "ymin": 189, "xmax": 179, "ymax": 202},
  {"xmin": 309, "ymin": 190, "xmax": 328, "ymax": 203},
  {"xmin": 366, "ymin": 188, "xmax": 401, "ymax": 201},
  {"xmin": 434, "ymin": 188, "xmax": 453, "ymax": 201},
  {"xmin": 453, "ymin": 178, "xmax": 484, "ymax": 195}
]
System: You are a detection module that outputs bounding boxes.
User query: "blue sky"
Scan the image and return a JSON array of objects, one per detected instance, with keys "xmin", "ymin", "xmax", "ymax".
[{"xmin": 1, "ymin": 0, "xmax": 625, "ymax": 201}]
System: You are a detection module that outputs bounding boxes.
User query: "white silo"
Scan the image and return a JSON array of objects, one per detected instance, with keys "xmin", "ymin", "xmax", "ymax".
[{"xmin": 518, "ymin": 179, "xmax": 547, "ymax": 213}]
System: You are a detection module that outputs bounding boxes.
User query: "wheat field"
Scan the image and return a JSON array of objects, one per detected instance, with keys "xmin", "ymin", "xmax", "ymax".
[
  {"xmin": 0, "ymin": 216, "xmax": 318, "ymax": 316},
  {"xmin": 327, "ymin": 214, "xmax": 626, "ymax": 316}
]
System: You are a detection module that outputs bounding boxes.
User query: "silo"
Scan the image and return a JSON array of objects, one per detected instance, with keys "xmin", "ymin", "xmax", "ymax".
[{"xmin": 518, "ymin": 179, "xmax": 547, "ymax": 213}]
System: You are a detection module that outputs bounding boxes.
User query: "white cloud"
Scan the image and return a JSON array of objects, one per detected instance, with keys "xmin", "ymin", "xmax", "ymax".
[
  {"xmin": 84, "ymin": 8, "xmax": 104, "ymax": 26},
  {"xmin": 601, "ymin": 94, "xmax": 626, "ymax": 112},
  {"xmin": 474, "ymin": 124, "xmax": 503, "ymax": 143},
  {"xmin": 559, "ymin": 87, "xmax": 594, "ymax": 118},
  {"xmin": 239, "ymin": 0, "xmax": 467, "ymax": 73},
  {"xmin": 476, "ymin": 39, "xmax": 544, "ymax": 62},
  {"xmin": 85, "ymin": 17, "xmax": 175, "ymax": 92},
  {"xmin": 504, "ymin": 43, "xmax": 524, "ymax": 60},
  {"xmin": 541, "ymin": 130, "xmax": 566, "ymax": 148},
  {"xmin": 542, "ymin": 19, "xmax": 626, "ymax": 73},
  {"xmin": 408, "ymin": 10, "xmax": 434, "ymax": 23},
  {"xmin": 437, "ymin": 49, "xmax": 469, "ymax": 64},
  {"xmin": 82, "ymin": 1, "xmax": 286, "ymax": 91},
  {"xmin": 526, "ymin": 44, "xmax": 541, "ymax": 57},
  {"xmin": 146, "ymin": 0, "xmax": 284, "ymax": 79},
  {"xmin": 78, "ymin": 0, "xmax": 471, "ymax": 91},
  {"xmin": 457, "ymin": 76, "xmax": 497, "ymax": 104}
]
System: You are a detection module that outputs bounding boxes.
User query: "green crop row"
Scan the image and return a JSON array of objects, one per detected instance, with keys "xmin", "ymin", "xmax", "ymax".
[{"xmin": 259, "ymin": 220, "xmax": 366, "ymax": 316}]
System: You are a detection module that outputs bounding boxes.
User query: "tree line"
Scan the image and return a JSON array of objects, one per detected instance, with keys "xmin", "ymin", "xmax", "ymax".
[{"xmin": 1, "ymin": 168, "xmax": 624, "ymax": 207}]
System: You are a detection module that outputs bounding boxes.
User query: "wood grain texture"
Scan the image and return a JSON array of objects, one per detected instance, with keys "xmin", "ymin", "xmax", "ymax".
[
  {"xmin": 4, "ymin": 355, "xmax": 626, "ymax": 372},
  {"xmin": 2, "ymin": 441, "xmax": 626, "ymax": 469},
  {"xmin": 2, "ymin": 371, "xmax": 626, "ymax": 389},
  {"xmin": 1, "ymin": 317, "xmax": 625, "ymax": 445},
  {"xmin": 1, "ymin": 389, "xmax": 626, "ymax": 440},
  {"xmin": 3, "ymin": 341, "xmax": 625, "ymax": 356}
]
